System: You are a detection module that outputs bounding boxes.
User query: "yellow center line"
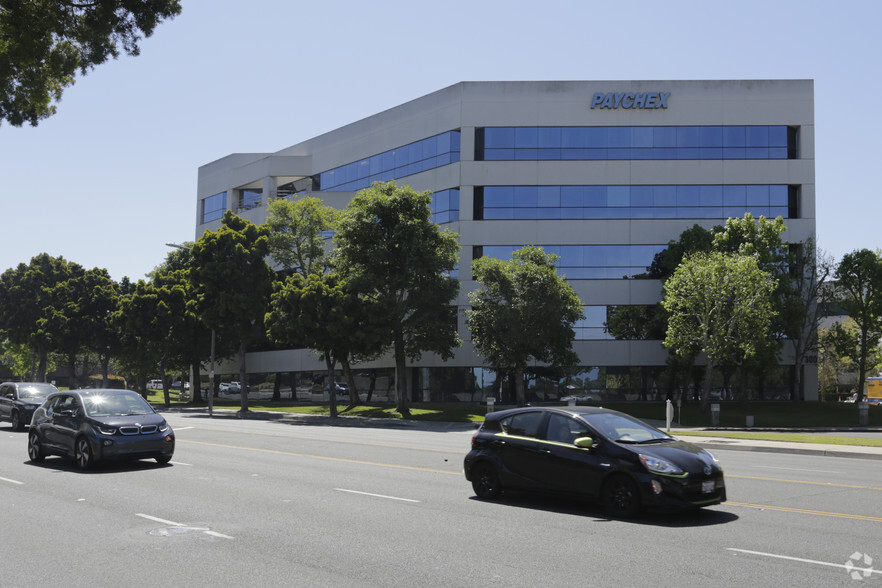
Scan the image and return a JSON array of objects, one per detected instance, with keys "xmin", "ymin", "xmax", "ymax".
[
  {"xmin": 727, "ymin": 501, "xmax": 882, "ymax": 523},
  {"xmin": 727, "ymin": 474, "xmax": 882, "ymax": 492},
  {"xmin": 175, "ymin": 425, "xmax": 463, "ymax": 454},
  {"xmin": 179, "ymin": 439, "xmax": 462, "ymax": 475}
]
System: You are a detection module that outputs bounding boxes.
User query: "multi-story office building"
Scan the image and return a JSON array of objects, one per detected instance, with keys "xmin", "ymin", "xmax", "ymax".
[{"xmin": 196, "ymin": 80, "xmax": 816, "ymax": 402}]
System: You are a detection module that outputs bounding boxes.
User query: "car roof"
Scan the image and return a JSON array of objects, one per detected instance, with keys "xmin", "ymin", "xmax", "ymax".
[
  {"xmin": 47, "ymin": 388, "xmax": 135, "ymax": 398},
  {"xmin": 485, "ymin": 405, "xmax": 626, "ymax": 420},
  {"xmin": 1, "ymin": 381, "xmax": 58, "ymax": 387}
]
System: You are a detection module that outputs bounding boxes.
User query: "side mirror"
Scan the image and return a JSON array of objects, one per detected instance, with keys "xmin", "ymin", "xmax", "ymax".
[{"xmin": 574, "ymin": 436, "xmax": 595, "ymax": 448}]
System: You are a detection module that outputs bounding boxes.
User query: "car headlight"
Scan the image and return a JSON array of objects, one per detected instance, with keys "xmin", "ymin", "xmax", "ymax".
[
  {"xmin": 159, "ymin": 423, "xmax": 169, "ymax": 433},
  {"xmin": 96, "ymin": 425, "xmax": 117, "ymax": 435},
  {"xmin": 704, "ymin": 449, "xmax": 720, "ymax": 463},
  {"xmin": 639, "ymin": 453, "xmax": 684, "ymax": 475}
]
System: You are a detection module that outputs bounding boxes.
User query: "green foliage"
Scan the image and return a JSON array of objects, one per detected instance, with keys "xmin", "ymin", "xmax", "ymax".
[
  {"xmin": 0, "ymin": 253, "xmax": 79, "ymax": 380},
  {"xmin": 190, "ymin": 211, "xmax": 273, "ymax": 411},
  {"xmin": 333, "ymin": 181, "xmax": 461, "ymax": 415},
  {"xmin": 662, "ymin": 251, "xmax": 776, "ymax": 409},
  {"xmin": 266, "ymin": 196, "xmax": 336, "ymax": 275},
  {"xmin": 0, "ymin": 0, "xmax": 182, "ymax": 126},
  {"xmin": 467, "ymin": 246, "xmax": 585, "ymax": 407},
  {"xmin": 190, "ymin": 211, "xmax": 272, "ymax": 339},
  {"xmin": 831, "ymin": 249, "xmax": 882, "ymax": 401}
]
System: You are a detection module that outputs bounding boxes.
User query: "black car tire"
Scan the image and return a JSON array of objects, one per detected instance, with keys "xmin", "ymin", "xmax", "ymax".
[
  {"xmin": 28, "ymin": 431, "xmax": 45, "ymax": 462},
  {"xmin": 471, "ymin": 462, "xmax": 502, "ymax": 500},
  {"xmin": 602, "ymin": 474, "xmax": 641, "ymax": 518},
  {"xmin": 75, "ymin": 437, "xmax": 94, "ymax": 470},
  {"xmin": 11, "ymin": 410, "xmax": 23, "ymax": 431},
  {"xmin": 155, "ymin": 455, "xmax": 172, "ymax": 465}
]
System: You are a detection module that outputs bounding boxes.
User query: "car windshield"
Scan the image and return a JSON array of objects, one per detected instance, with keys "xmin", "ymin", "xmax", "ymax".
[
  {"xmin": 18, "ymin": 384, "xmax": 56, "ymax": 399},
  {"xmin": 84, "ymin": 392, "xmax": 153, "ymax": 417},
  {"xmin": 580, "ymin": 412, "xmax": 672, "ymax": 443}
]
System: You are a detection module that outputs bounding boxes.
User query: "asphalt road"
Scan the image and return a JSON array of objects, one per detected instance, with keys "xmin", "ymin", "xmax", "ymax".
[{"xmin": 2, "ymin": 413, "xmax": 882, "ymax": 587}]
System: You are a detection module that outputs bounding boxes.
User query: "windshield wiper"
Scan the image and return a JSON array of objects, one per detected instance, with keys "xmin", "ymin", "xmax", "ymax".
[{"xmin": 636, "ymin": 437, "xmax": 674, "ymax": 444}]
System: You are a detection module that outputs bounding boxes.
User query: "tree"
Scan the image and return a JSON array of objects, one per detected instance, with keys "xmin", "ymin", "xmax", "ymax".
[
  {"xmin": 333, "ymin": 181, "xmax": 460, "ymax": 417},
  {"xmin": 0, "ymin": 0, "xmax": 182, "ymax": 127},
  {"xmin": 662, "ymin": 251, "xmax": 776, "ymax": 412},
  {"xmin": 0, "ymin": 253, "xmax": 76, "ymax": 381},
  {"xmin": 190, "ymin": 211, "xmax": 273, "ymax": 412},
  {"xmin": 266, "ymin": 196, "xmax": 336, "ymax": 276},
  {"xmin": 265, "ymin": 272, "xmax": 386, "ymax": 416},
  {"xmin": 831, "ymin": 249, "xmax": 882, "ymax": 403},
  {"xmin": 467, "ymin": 246, "xmax": 585, "ymax": 407}
]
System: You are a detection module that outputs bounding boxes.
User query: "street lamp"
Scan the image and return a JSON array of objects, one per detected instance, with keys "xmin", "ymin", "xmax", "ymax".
[{"xmin": 166, "ymin": 242, "xmax": 214, "ymax": 417}]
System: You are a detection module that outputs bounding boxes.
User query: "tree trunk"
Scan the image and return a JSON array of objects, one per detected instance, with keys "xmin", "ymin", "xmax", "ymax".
[
  {"xmin": 272, "ymin": 372, "xmax": 281, "ymax": 402},
  {"xmin": 340, "ymin": 356, "xmax": 359, "ymax": 406},
  {"xmin": 393, "ymin": 328, "xmax": 409, "ymax": 417},
  {"xmin": 326, "ymin": 355, "xmax": 338, "ymax": 418},
  {"xmin": 366, "ymin": 370, "xmax": 376, "ymax": 403},
  {"xmin": 238, "ymin": 339, "xmax": 249, "ymax": 413},
  {"xmin": 514, "ymin": 365, "xmax": 526, "ymax": 407},
  {"xmin": 700, "ymin": 360, "xmax": 713, "ymax": 414}
]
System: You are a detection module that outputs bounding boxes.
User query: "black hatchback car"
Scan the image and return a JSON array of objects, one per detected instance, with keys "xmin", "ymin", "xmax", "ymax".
[
  {"xmin": 464, "ymin": 406, "xmax": 725, "ymax": 516},
  {"xmin": 28, "ymin": 389, "xmax": 175, "ymax": 469},
  {"xmin": 0, "ymin": 381, "xmax": 58, "ymax": 431}
]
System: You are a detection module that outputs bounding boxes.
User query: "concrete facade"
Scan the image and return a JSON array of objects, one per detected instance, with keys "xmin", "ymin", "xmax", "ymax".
[{"xmin": 196, "ymin": 80, "xmax": 816, "ymax": 401}]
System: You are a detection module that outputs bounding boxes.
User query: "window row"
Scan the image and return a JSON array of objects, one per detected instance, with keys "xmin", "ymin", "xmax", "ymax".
[
  {"xmin": 431, "ymin": 188, "xmax": 460, "ymax": 224},
  {"xmin": 475, "ymin": 245, "xmax": 665, "ymax": 280},
  {"xmin": 319, "ymin": 131, "xmax": 461, "ymax": 192},
  {"xmin": 202, "ymin": 192, "xmax": 227, "ymax": 223},
  {"xmin": 476, "ymin": 126, "xmax": 798, "ymax": 161},
  {"xmin": 474, "ymin": 185, "xmax": 797, "ymax": 220}
]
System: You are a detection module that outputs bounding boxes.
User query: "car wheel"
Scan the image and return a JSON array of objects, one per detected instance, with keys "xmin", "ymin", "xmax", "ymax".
[
  {"xmin": 471, "ymin": 462, "xmax": 502, "ymax": 500},
  {"xmin": 11, "ymin": 410, "xmax": 23, "ymax": 431},
  {"xmin": 155, "ymin": 455, "xmax": 172, "ymax": 465},
  {"xmin": 75, "ymin": 437, "xmax": 94, "ymax": 470},
  {"xmin": 28, "ymin": 431, "xmax": 45, "ymax": 462},
  {"xmin": 602, "ymin": 474, "xmax": 640, "ymax": 518}
]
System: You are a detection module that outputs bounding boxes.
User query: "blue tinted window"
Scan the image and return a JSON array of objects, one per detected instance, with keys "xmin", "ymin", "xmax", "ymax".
[
  {"xmin": 431, "ymin": 188, "xmax": 459, "ymax": 224},
  {"xmin": 475, "ymin": 185, "xmax": 792, "ymax": 222},
  {"xmin": 320, "ymin": 131, "xmax": 461, "ymax": 191},
  {"xmin": 477, "ymin": 126, "xmax": 793, "ymax": 161},
  {"xmin": 202, "ymin": 192, "xmax": 227, "ymax": 223}
]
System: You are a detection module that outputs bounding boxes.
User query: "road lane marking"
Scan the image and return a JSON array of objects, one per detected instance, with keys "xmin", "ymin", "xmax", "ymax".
[
  {"xmin": 727, "ymin": 501, "xmax": 882, "ymax": 523},
  {"xmin": 172, "ymin": 425, "xmax": 462, "ymax": 454},
  {"xmin": 755, "ymin": 466, "xmax": 840, "ymax": 474},
  {"xmin": 0, "ymin": 476, "xmax": 24, "ymax": 485},
  {"xmin": 334, "ymin": 488, "xmax": 420, "ymax": 503},
  {"xmin": 179, "ymin": 439, "xmax": 461, "ymax": 475},
  {"xmin": 727, "ymin": 548, "xmax": 882, "ymax": 576},
  {"xmin": 728, "ymin": 474, "xmax": 882, "ymax": 492},
  {"xmin": 136, "ymin": 513, "xmax": 234, "ymax": 539}
]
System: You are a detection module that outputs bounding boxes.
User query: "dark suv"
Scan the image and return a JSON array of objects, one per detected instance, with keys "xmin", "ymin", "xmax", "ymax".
[
  {"xmin": 464, "ymin": 406, "xmax": 725, "ymax": 516},
  {"xmin": 0, "ymin": 382, "xmax": 58, "ymax": 431}
]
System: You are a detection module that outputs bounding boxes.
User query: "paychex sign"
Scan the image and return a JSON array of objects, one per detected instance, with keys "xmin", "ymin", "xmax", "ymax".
[{"xmin": 591, "ymin": 92, "xmax": 670, "ymax": 109}]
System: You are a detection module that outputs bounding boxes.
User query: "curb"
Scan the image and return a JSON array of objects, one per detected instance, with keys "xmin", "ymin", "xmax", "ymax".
[{"xmin": 689, "ymin": 439, "xmax": 882, "ymax": 461}]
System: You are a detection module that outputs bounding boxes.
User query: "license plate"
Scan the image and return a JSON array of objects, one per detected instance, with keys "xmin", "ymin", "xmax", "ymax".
[{"xmin": 702, "ymin": 480, "xmax": 715, "ymax": 493}]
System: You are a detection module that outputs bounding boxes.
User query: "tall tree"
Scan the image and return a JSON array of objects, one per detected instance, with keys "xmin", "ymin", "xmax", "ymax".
[
  {"xmin": 467, "ymin": 246, "xmax": 585, "ymax": 407},
  {"xmin": 0, "ymin": 253, "xmax": 75, "ymax": 381},
  {"xmin": 190, "ymin": 211, "xmax": 273, "ymax": 413},
  {"xmin": 266, "ymin": 196, "xmax": 336, "ymax": 276},
  {"xmin": 662, "ymin": 251, "xmax": 776, "ymax": 412},
  {"xmin": 333, "ymin": 181, "xmax": 460, "ymax": 417},
  {"xmin": 265, "ymin": 272, "xmax": 387, "ymax": 415},
  {"xmin": 0, "ymin": 0, "xmax": 182, "ymax": 126},
  {"xmin": 831, "ymin": 249, "xmax": 882, "ymax": 402}
]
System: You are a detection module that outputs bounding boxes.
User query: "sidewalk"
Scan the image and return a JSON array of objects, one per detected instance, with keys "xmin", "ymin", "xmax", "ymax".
[{"xmin": 670, "ymin": 431, "xmax": 882, "ymax": 461}]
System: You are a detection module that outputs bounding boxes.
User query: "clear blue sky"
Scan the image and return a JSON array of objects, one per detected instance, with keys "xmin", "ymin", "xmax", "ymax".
[{"xmin": 0, "ymin": 0, "xmax": 878, "ymax": 281}]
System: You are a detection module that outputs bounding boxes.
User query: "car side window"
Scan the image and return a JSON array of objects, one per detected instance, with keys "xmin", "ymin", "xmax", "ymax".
[
  {"xmin": 0, "ymin": 384, "xmax": 10, "ymax": 398},
  {"xmin": 501, "ymin": 412, "xmax": 544, "ymax": 438},
  {"xmin": 545, "ymin": 414, "xmax": 592, "ymax": 444}
]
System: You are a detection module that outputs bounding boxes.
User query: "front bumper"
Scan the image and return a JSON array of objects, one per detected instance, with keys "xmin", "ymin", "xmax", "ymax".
[
  {"xmin": 639, "ymin": 471, "xmax": 726, "ymax": 510},
  {"xmin": 95, "ymin": 432, "xmax": 175, "ymax": 461}
]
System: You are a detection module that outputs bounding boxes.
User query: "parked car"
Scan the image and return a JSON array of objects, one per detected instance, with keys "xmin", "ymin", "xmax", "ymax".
[
  {"xmin": 147, "ymin": 379, "xmax": 163, "ymax": 390},
  {"xmin": 220, "ymin": 381, "xmax": 246, "ymax": 393},
  {"xmin": 464, "ymin": 406, "xmax": 725, "ymax": 517},
  {"xmin": 27, "ymin": 389, "xmax": 175, "ymax": 469},
  {"xmin": 0, "ymin": 382, "xmax": 58, "ymax": 431}
]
